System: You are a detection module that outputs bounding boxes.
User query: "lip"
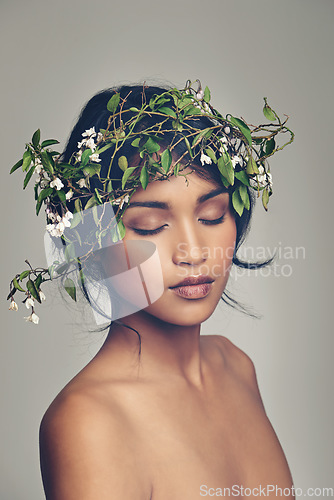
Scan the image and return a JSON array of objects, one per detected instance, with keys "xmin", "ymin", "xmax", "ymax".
[{"xmin": 169, "ymin": 275, "xmax": 214, "ymax": 299}]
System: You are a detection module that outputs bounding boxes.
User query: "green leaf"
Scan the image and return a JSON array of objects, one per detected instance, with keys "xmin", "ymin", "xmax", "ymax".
[
  {"xmin": 204, "ymin": 148, "xmax": 217, "ymax": 163},
  {"xmin": 41, "ymin": 151, "xmax": 54, "ymax": 174},
  {"xmin": 265, "ymin": 138, "xmax": 276, "ymax": 155},
  {"xmin": 144, "ymin": 137, "xmax": 160, "ymax": 154},
  {"xmin": 83, "ymin": 164, "xmax": 101, "ymax": 177},
  {"xmin": 229, "ymin": 116, "xmax": 252, "ymax": 146},
  {"xmin": 107, "ymin": 180, "xmax": 113, "ymax": 192},
  {"xmin": 19, "ymin": 270, "xmax": 30, "ymax": 280},
  {"xmin": 22, "ymin": 150, "xmax": 32, "ymax": 172},
  {"xmin": 13, "ymin": 277, "xmax": 25, "ymax": 292},
  {"xmin": 158, "ymin": 107, "xmax": 177, "ymax": 119},
  {"xmin": 64, "ymin": 242, "xmax": 76, "ymax": 262},
  {"xmin": 23, "ymin": 166, "xmax": 35, "ymax": 189},
  {"xmin": 203, "ymin": 86, "xmax": 211, "ymax": 103},
  {"xmin": 121, "ymin": 166, "xmax": 137, "ymax": 189},
  {"xmin": 81, "ymin": 148, "xmax": 92, "ymax": 167},
  {"xmin": 117, "ymin": 219, "xmax": 126, "ymax": 240},
  {"xmin": 64, "ymin": 278, "xmax": 77, "ymax": 301},
  {"xmin": 192, "ymin": 129, "xmax": 210, "ymax": 147},
  {"xmin": 118, "ymin": 156, "xmax": 128, "ymax": 171},
  {"xmin": 69, "ymin": 212, "xmax": 82, "ymax": 229},
  {"xmin": 57, "ymin": 189, "xmax": 66, "ymax": 204},
  {"xmin": 218, "ymin": 153, "xmax": 234, "ymax": 185},
  {"xmin": 131, "ymin": 137, "xmax": 141, "ymax": 147},
  {"xmin": 32, "ymin": 129, "xmax": 40, "ymax": 148},
  {"xmin": 129, "ymin": 107, "xmax": 139, "ymax": 112},
  {"xmin": 140, "ymin": 165, "xmax": 149, "ymax": 189},
  {"xmin": 234, "ymin": 170, "xmax": 250, "ymax": 186},
  {"xmin": 238, "ymin": 184, "xmax": 250, "ymax": 210},
  {"xmin": 55, "ymin": 262, "xmax": 70, "ymax": 274},
  {"xmin": 92, "ymin": 205, "xmax": 99, "ymax": 226},
  {"xmin": 183, "ymin": 105, "xmax": 203, "ymax": 116},
  {"xmin": 161, "ymin": 148, "xmax": 172, "ymax": 173},
  {"xmin": 262, "ymin": 188, "xmax": 270, "ymax": 210},
  {"xmin": 94, "ymin": 188, "xmax": 103, "ymax": 204},
  {"xmin": 41, "ymin": 139, "xmax": 60, "ymax": 148},
  {"xmin": 184, "ymin": 136, "xmax": 193, "ymax": 159},
  {"xmin": 10, "ymin": 158, "xmax": 23, "ymax": 174},
  {"xmin": 37, "ymin": 187, "xmax": 53, "ymax": 203},
  {"xmin": 232, "ymin": 189, "xmax": 244, "ymax": 217},
  {"xmin": 27, "ymin": 279, "xmax": 41, "ymax": 303},
  {"xmin": 84, "ymin": 195, "xmax": 97, "ymax": 210},
  {"xmin": 107, "ymin": 93, "xmax": 120, "ymax": 114},
  {"xmin": 36, "ymin": 200, "xmax": 42, "ymax": 216},
  {"xmin": 35, "ymin": 274, "xmax": 43, "ymax": 290},
  {"xmin": 263, "ymin": 104, "xmax": 276, "ymax": 121},
  {"xmin": 246, "ymin": 157, "xmax": 259, "ymax": 175}
]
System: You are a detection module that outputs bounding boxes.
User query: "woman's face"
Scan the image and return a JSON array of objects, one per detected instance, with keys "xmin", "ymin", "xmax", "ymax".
[{"xmin": 103, "ymin": 170, "xmax": 237, "ymax": 326}]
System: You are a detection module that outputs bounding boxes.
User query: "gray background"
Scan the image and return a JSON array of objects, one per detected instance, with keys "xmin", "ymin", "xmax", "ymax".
[{"xmin": 1, "ymin": 0, "xmax": 333, "ymax": 498}]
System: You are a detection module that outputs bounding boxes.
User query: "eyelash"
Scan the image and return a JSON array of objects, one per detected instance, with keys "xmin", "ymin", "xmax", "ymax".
[{"xmin": 131, "ymin": 214, "xmax": 226, "ymax": 236}]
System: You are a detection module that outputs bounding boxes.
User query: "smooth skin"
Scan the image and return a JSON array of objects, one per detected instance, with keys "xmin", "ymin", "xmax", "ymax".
[{"xmin": 40, "ymin": 171, "xmax": 295, "ymax": 499}]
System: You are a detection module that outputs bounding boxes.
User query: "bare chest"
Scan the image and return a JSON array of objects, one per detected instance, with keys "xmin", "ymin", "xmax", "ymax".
[{"xmin": 131, "ymin": 384, "xmax": 294, "ymax": 500}]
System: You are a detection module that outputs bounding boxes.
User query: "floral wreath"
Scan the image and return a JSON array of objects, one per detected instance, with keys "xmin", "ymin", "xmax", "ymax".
[{"xmin": 7, "ymin": 79, "xmax": 294, "ymax": 323}]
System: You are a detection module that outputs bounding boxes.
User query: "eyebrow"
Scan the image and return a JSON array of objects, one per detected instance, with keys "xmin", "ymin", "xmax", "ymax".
[{"xmin": 127, "ymin": 187, "xmax": 228, "ymax": 210}]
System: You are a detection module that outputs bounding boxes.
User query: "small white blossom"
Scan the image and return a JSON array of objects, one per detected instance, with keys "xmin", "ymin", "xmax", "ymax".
[
  {"xmin": 25, "ymin": 297, "xmax": 35, "ymax": 309},
  {"xmin": 77, "ymin": 178, "xmax": 87, "ymax": 188},
  {"xmin": 47, "ymin": 211, "xmax": 57, "ymax": 222},
  {"xmin": 224, "ymin": 126, "xmax": 231, "ymax": 135},
  {"xmin": 50, "ymin": 177, "xmax": 64, "ymax": 190},
  {"xmin": 34, "ymin": 158, "xmax": 44, "ymax": 175},
  {"xmin": 89, "ymin": 153, "xmax": 101, "ymax": 163},
  {"xmin": 200, "ymin": 152, "xmax": 212, "ymax": 166},
  {"xmin": 65, "ymin": 190, "xmax": 73, "ymax": 200},
  {"xmin": 82, "ymin": 127, "xmax": 96, "ymax": 138},
  {"xmin": 76, "ymin": 150, "xmax": 82, "ymax": 162},
  {"xmin": 196, "ymin": 89, "xmax": 204, "ymax": 100},
  {"xmin": 85, "ymin": 138, "xmax": 97, "ymax": 151},
  {"xmin": 40, "ymin": 178, "xmax": 49, "ymax": 189},
  {"xmin": 24, "ymin": 312, "xmax": 39, "ymax": 324},
  {"xmin": 77, "ymin": 139, "xmax": 87, "ymax": 149},
  {"xmin": 112, "ymin": 194, "xmax": 130, "ymax": 210},
  {"xmin": 39, "ymin": 290, "xmax": 46, "ymax": 301},
  {"xmin": 97, "ymin": 132, "xmax": 103, "ymax": 142},
  {"xmin": 231, "ymin": 155, "xmax": 242, "ymax": 168},
  {"xmin": 9, "ymin": 299, "xmax": 18, "ymax": 311}
]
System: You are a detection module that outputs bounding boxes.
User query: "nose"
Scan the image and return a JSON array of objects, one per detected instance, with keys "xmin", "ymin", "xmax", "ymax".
[{"xmin": 172, "ymin": 223, "xmax": 207, "ymax": 267}]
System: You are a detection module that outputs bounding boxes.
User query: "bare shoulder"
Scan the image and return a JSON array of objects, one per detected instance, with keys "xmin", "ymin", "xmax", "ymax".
[
  {"xmin": 204, "ymin": 334, "xmax": 261, "ymax": 395},
  {"xmin": 39, "ymin": 384, "xmax": 151, "ymax": 500}
]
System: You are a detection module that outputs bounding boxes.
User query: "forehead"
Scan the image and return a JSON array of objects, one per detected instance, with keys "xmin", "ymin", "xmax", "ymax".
[{"xmin": 128, "ymin": 170, "xmax": 229, "ymax": 207}]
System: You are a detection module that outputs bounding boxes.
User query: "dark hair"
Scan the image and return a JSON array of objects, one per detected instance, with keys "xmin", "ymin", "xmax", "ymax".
[{"xmin": 59, "ymin": 83, "xmax": 275, "ymax": 348}]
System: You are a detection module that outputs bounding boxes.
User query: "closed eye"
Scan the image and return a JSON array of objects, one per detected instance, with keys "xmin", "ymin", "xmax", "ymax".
[
  {"xmin": 199, "ymin": 214, "xmax": 226, "ymax": 225},
  {"xmin": 130, "ymin": 225, "xmax": 167, "ymax": 236}
]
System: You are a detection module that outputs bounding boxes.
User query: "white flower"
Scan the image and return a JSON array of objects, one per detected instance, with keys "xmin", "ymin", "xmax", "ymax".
[
  {"xmin": 267, "ymin": 172, "xmax": 273, "ymax": 189},
  {"xmin": 50, "ymin": 177, "xmax": 64, "ymax": 190},
  {"xmin": 112, "ymin": 194, "xmax": 130, "ymax": 210},
  {"xmin": 9, "ymin": 299, "xmax": 18, "ymax": 311},
  {"xmin": 231, "ymin": 155, "xmax": 242, "ymax": 168},
  {"xmin": 200, "ymin": 152, "xmax": 212, "ymax": 166},
  {"xmin": 77, "ymin": 139, "xmax": 87, "ymax": 149},
  {"xmin": 89, "ymin": 153, "xmax": 101, "ymax": 163},
  {"xmin": 76, "ymin": 150, "xmax": 82, "ymax": 162},
  {"xmin": 46, "ymin": 223, "xmax": 63, "ymax": 238},
  {"xmin": 24, "ymin": 312, "xmax": 39, "ymax": 324},
  {"xmin": 34, "ymin": 158, "xmax": 44, "ymax": 175},
  {"xmin": 85, "ymin": 138, "xmax": 97, "ymax": 151},
  {"xmin": 224, "ymin": 126, "xmax": 231, "ymax": 135},
  {"xmin": 65, "ymin": 190, "xmax": 73, "ymax": 200},
  {"xmin": 77, "ymin": 178, "xmax": 87, "ymax": 188},
  {"xmin": 40, "ymin": 178, "xmax": 49, "ymax": 189},
  {"xmin": 196, "ymin": 89, "xmax": 204, "ymax": 100},
  {"xmin": 25, "ymin": 297, "xmax": 35, "ymax": 309},
  {"xmin": 47, "ymin": 211, "xmax": 57, "ymax": 222},
  {"xmin": 39, "ymin": 290, "xmax": 46, "ymax": 301},
  {"xmin": 64, "ymin": 210, "xmax": 73, "ymax": 221},
  {"xmin": 97, "ymin": 132, "xmax": 103, "ymax": 142},
  {"xmin": 82, "ymin": 127, "xmax": 96, "ymax": 138}
]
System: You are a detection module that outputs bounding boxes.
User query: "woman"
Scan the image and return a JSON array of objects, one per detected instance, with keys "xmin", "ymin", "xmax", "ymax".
[{"xmin": 9, "ymin": 81, "xmax": 295, "ymax": 498}]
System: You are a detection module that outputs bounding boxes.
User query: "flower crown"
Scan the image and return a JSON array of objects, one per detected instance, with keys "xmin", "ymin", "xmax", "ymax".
[{"xmin": 7, "ymin": 79, "xmax": 294, "ymax": 323}]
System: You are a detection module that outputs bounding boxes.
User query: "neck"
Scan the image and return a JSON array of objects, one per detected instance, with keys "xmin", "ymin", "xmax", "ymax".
[{"xmin": 101, "ymin": 310, "xmax": 205, "ymax": 387}]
